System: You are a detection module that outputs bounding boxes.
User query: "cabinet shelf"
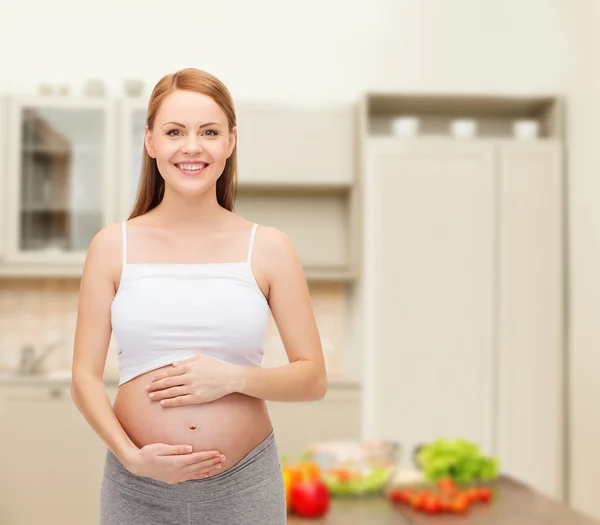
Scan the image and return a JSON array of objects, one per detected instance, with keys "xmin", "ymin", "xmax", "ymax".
[{"xmin": 364, "ymin": 93, "xmax": 563, "ymax": 141}]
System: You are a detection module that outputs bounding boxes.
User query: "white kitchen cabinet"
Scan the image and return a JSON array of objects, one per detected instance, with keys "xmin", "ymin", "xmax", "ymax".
[
  {"xmin": 4, "ymin": 97, "xmax": 117, "ymax": 267},
  {"xmin": 362, "ymin": 137, "xmax": 497, "ymax": 458},
  {"xmin": 117, "ymin": 98, "xmax": 147, "ymax": 221},
  {"xmin": 360, "ymin": 93, "xmax": 566, "ymax": 500},
  {"xmin": 0, "ymin": 380, "xmax": 359, "ymax": 525},
  {"xmin": 236, "ymin": 102, "xmax": 355, "ymax": 187},
  {"xmin": 496, "ymin": 140, "xmax": 565, "ymax": 498},
  {"xmin": 267, "ymin": 382, "xmax": 361, "ymax": 460},
  {"xmin": 0, "ymin": 382, "xmax": 118, "ymax": 525},
  {"xmin": 361, "ymin": 135, "xmax": 565, "ymax": 498}
]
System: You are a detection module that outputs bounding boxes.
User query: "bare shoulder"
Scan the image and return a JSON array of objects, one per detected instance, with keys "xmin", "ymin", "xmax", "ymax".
[
  {"xmin": 88, "ymin": 222, "xmax": 122, "ymax": 259},
  {"xmin": 251, "ymin": 225, "xmax": 304, "ymax": 291},
  {"xmin": 254, "ymin": 225, "xmax": 297, "ymax": 261},
  {"xmin": 83, "ymin": 222, "xmax": 124, "ymax": 286}
]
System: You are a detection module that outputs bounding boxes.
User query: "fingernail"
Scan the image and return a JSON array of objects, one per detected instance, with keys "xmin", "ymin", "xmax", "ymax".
[
  {"xmin": 145, "ymin": 385, "xmax": 151, "ymax": 390},
  {"xmin": 214, "ymin": 453, "xmax": 220, "ymax": 458},
  {"xmin": 149, "ymin": 393, "xmax": 155, "ymax": 399},
  {"xmin": 220, "ymin": 456, "xmax": 226, "ymax": 462},
  {"xmin": 160, "ymin": 400, "xmax": 166, "ymax": 405},
  {"xmin": 185, "ymin": 446, "xmax": 192, "ymax": 452},
  {"xmin": 150, "ymin": 376, "xmax": 156, "ymax": 381},
  {"xmin": 216, "ymin": 464, "xmax": 222, "ymax": 469}
]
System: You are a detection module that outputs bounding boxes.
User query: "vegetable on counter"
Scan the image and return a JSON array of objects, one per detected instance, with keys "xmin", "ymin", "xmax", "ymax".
[
  {"xmin": 415, "ymin": 438, "xmax": 500, "ymax": 484},
  {"xmin": 281, "ymin": 452, "xmax": 331, "ymax": 518},
  {"xmin": 387, "ymin": 477, "xmax": 494, "ymax": 515}
]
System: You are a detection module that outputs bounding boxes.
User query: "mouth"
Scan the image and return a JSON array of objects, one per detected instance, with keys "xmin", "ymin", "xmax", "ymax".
[{"xmin": 174, "ymin": 162, "xmax": 209, "ymax": 176}]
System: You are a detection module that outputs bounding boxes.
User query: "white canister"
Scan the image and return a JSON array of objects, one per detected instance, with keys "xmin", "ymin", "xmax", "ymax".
[
  {"xmin": 450, "ymin": 119, "xmax": 478, "ymax": 139},
  {"xmin": 392, "ymin": 116, "xmax": 420, "ymax": 137},
  {"xmin": 513, "ymin": 119, "xmax": 540, "ymax": 140}
]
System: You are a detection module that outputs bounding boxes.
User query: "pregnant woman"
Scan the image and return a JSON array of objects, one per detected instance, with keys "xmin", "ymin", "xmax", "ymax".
[{"xmin": 71, "ymin": 67, "xmax": 327, "ymax": 525}]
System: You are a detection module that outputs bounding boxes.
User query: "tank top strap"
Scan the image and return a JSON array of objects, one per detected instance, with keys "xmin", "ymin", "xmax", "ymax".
[
  {"xmin": 247, "ymin": 223, "xmax": 259, "ymax": 264},
  {"xmin": 121, "ymin": 221, "xmax": 128, "ymax": 266}
]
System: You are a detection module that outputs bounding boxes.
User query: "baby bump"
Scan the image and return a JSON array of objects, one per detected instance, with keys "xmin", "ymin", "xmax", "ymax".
[{"xmin": 112, "ymin": 365, "xmax": 274, "ymax": 472}]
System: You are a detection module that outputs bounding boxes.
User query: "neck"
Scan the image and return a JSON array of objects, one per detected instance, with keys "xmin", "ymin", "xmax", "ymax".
[{"xmin": 152, "ymin": 185, "xmax": 227, "ymax": 228}]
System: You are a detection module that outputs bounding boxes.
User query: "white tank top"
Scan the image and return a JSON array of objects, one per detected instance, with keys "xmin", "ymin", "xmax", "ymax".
[{"xmin": 111, "ymin": 221, "xmax": 269, "ymax": 386}]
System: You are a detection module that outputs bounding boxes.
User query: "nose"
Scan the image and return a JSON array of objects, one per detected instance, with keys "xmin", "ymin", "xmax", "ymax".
[{"xmin": 182, "ymin": 135, "xmax": 204, "ymax": 154}]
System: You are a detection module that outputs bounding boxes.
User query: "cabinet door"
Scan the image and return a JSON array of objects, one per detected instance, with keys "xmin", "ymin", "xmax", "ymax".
[
  {"xmin": 0, "ymin": 384, "xmax": 117, "ymax": 525},
  {"xmin": 118, "ymin": 99, "xmax": 147, "ymax": 221},
  {"xmin": 6, "ymin": 97, "xmax": 116, "ymax": 264},
  {"xmin": 235, "ymin": 189, "xmax": 351, "ymax": 276},
  {"xmin": 363, "ymin": 138, "xmax": 496, "ymax": 462},
  {"xmin": 496, "ymin": 140, "xmax": 564, "ymax": 499},
  {"xmin": 236, "ymin": 103, "xmax": 355, "ymax": 186},
  {"xmin": 267, "ymin": 385, "xmax": 361, "ymax": 460}
]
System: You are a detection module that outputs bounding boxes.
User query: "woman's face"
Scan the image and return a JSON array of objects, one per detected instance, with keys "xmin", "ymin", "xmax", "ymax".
[{"xmin": 144, "ymin": 90, "xmax": 236, "ymax": 199}]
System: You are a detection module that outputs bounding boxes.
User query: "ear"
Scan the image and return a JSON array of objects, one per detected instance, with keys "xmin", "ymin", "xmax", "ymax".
[
  {"xmin": 227, "ymin": 125, "xmax": 237, "ymax": 158},
  {"xmin": 144, "ymin": 126, "xmax": 156, "ymax": 159}
]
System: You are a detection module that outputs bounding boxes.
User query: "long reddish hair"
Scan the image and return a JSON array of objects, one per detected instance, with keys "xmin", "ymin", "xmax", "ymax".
[{"xmin": 129, "ymin": 68, "xmax": 238, "ymax": 219}]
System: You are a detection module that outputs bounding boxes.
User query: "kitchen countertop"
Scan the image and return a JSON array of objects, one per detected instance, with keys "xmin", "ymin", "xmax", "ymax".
[
  {"xmin": 0, "ymin": 372, "xmax": 360, "ymax": 389},
  {"xmin": 287, "ymin": 475, "xmax": 600, "ymax": 524}
]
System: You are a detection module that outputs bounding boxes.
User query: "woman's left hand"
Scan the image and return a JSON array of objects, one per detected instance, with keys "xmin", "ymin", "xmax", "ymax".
[{"xmin": 145, "ymin": 355, "xmax": 237, "ymax": 406}]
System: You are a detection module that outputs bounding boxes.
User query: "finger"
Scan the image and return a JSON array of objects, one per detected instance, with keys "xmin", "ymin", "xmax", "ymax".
[
  {"xmin": 156, "ymin": 444, "xmax": 195, "ymax": 456},
  {"xmin": 149, "ymin": 386, "xmax": 188, "ymax": 401},
  {"xmin": 159, "ymin": 394, "xmax": 195, "ymax": 407},
  {"xmin": 182, "ymin": 464, "xmax": 223, "ymax": 482},
  {"xmin": 180, "ymin": 456, "xmax": 224, "ymax": 474},
  {"xmin": 147, "ymin": 374, "xmax": 186, "ymax": 392},
  {"xmin": 175, "ymin": 451, "xmax": 223, "ymax": 468},
  {"xmin": 149, "ymin": 366, "xmax": 187, "ymax": 384}
]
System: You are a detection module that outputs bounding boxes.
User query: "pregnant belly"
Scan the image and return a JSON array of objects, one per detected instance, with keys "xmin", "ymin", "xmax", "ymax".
[{"xmin": 113, "ymin": 365, "xmax": 274, "ymax": 472}]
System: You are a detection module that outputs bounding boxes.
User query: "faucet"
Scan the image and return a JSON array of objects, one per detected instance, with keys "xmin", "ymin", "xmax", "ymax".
[{"xmin": 18, "ymin": 339, "xmax": 67, "ymax": 375}]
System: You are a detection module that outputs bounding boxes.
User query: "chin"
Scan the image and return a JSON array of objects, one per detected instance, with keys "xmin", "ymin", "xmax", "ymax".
[{"xmin": 170, "ymin": 181, "xmax": 217, "ymax": 199}]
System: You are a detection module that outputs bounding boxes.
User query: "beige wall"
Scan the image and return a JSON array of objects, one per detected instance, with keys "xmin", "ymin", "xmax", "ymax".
[
  {"xmin": 0, "ymin": 0, "xmax": 567, "ymax": 99},
  {"xmin": 563, "ymin": 0, "xmax": 600, "ymax": 517}
]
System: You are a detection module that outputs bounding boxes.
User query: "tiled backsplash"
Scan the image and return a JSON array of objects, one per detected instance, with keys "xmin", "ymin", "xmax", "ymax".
[{"xmin": 0, "ymin": 278, "xmax": 348, "ymax": 378}]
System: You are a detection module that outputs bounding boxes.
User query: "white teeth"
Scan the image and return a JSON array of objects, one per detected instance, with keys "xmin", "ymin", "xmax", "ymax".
[{"xmin": 177, "ymin": 163, "xmax": 206, "ymax": 170}]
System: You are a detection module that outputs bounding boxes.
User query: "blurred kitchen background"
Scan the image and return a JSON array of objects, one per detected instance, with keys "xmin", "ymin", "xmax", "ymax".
[{"xmin": 2, "ymin": 0, "xmax": 600, "ymax": 523}]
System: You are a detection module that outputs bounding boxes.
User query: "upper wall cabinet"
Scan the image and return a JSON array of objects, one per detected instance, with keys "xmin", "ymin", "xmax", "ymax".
[
  {"xmin": 0, "ymin": 97, "xmax": 358, "ymax": 280},
  {"xmin": 118, "ymin": 99, "xmax": 147, "ymax": 221},
  {"xmin": 4, "ymin": 97, "xmax": 116, "ymax": 266},
  {"xmin": 235, "ymin": 102, "xmax": 356, "ymax": 187}
]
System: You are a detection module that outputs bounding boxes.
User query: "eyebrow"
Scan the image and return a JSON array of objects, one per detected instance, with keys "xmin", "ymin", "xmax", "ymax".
[{"xmin": 161, "ymin": 121, "xmax": 222, "ymax": 129}]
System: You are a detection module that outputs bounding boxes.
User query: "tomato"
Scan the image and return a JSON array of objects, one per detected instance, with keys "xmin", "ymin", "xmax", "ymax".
[
  {"xmin": 478, "ymin": 487, "xmax": 492, "ymax": 502},
  {"xmin": 387, "ymin": 489, "xmax": 404, "ymax": 503},
  {"xmin": 423, "ymin": 495, "xmax": 442, "ymax": 514},
  {"xmin": 411, "ymin": 491, "xmax": 428, "ymax": 511},
  {"xmin": 450, "ymin": 494, "xmax": 470, "ymax": 514},
  {"xmin": 437, "ymin": 478, "xmax": 457, "ymax": 494},
  {"xmin": 464, "ymin": 487, "xmax": 480, "ymax": 503}
]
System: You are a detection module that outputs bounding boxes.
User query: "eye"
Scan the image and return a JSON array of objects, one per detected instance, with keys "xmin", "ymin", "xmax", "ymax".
[
  {"xmin": 203, "ymin": 129, "xmax": 218, "ymax": 137},
  {"xmin": 166, "ymin": 129, "xmax": 183, "ymax": 137}
]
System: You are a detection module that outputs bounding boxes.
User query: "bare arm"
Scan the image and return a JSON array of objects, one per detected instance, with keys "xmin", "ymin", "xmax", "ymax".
[
  {"xmin": 70, "ymin": 224, "xmax": 139, "ymax": 466},
  {"xmin": 229, "ymin": 227, "xmax": 328, "ymax": 402}
]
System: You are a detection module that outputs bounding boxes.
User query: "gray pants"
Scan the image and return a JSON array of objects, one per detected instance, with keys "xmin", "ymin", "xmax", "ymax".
[{"xmin": 99, "ymin": 431, "xmax": 286, "ymax": 525}]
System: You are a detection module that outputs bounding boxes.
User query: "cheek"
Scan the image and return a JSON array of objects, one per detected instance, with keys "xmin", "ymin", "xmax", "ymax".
[{"xmin": 206, "ymin": 141, "xmax": 231, "ymax": 161}]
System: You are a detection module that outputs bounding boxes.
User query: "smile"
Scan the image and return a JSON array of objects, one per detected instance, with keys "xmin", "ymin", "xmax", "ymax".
[{"xmin": 174, "ymin": 162, "xmax": 209, "ymax": 175}]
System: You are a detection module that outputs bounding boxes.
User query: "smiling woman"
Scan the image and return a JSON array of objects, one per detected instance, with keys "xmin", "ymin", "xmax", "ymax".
[{"xmin": 70, "ymin": 68, "xmax": 327, "ymax": 525}]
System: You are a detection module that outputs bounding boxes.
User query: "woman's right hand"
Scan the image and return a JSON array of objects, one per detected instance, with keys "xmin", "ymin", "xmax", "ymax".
[{"xmin": 125, "ymin": 443, "xmax": 226, "ymax": 484}]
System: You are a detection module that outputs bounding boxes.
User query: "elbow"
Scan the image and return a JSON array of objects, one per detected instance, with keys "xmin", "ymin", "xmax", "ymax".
[{"xmin": 313, "ymin": 374, "xmax": 328, "ymax": 401}]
